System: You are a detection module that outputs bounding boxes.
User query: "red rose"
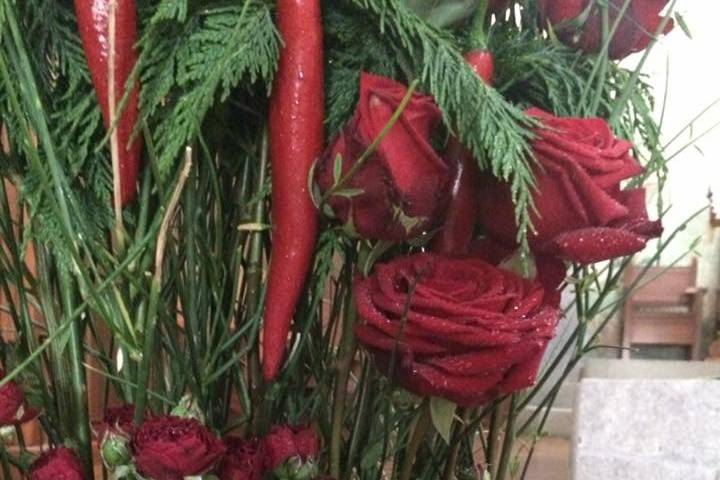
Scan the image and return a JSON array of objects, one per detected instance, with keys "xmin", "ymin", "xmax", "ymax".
[
  {"xmin": 315, "ymin": 72, "xmax": 452, "ymax": 241},
  {"xmin": 0, "ymin": 370, "xmax": 38, "ymax": 426},
  {"xmin": 29, "ymin": 447, "xmax": 85, "ymax": 480},
  {"xmin": 354, "ymin": 253, "xmax": 560, "ymax": 407},
  {"xmin": 477, "ymin": 108, "xmax": 662, "ymax": 264},
  {"xmin": 95, "ymin": 404, "xmax": 137, "ymax": 441},
  {"xmin": 538, "ymin": 0, "xmax": 674, "ymax": 60},
  {"xmin": 264, "ymin": 424, "xmax": 319, "ymax": 471},
  {"xmin": 218, "ymin": 437, "xmax": 266, "ymax": 480},
  {"xmin": 131, "ymin": 415, "xmax": 226, "ymax": 480}
]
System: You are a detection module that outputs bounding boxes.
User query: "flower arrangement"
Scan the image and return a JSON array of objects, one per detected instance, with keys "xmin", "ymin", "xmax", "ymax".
[{"xmin": 0, "ymin": 0, "xmax": 704, "ymax": 479}]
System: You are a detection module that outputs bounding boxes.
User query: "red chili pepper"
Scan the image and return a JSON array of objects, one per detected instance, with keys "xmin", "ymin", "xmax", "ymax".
[
  {"xmin": 75, "ymin": 0, "xmax": 141, "ymax": 206},
  {"xmin": 431, "ymin": 50, "xmax": 494, "ymax": 255},
  {"xmin": 263, "ymin": 0, "xmax": 324, "ymax": 381}
]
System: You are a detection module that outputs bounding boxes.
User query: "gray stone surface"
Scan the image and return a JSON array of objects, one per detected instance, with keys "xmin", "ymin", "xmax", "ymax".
[
  {"xmin": 581, "ymin": 358, "xmax": 720, "ymax": 380},
  {"xmin": 572, "ymin": 379, "xmax": 720, "ymax": 480}
]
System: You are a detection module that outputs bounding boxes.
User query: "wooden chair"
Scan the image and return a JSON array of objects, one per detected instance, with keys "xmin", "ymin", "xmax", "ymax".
[{"xmin": 621, "ymin": 259, "xmax": 705, "ymax": 359}]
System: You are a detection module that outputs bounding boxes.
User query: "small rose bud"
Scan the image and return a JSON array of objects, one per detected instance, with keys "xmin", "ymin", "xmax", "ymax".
[{"xmin": 100, "ymin": 433, "xmax": 132, "ymax": 468}]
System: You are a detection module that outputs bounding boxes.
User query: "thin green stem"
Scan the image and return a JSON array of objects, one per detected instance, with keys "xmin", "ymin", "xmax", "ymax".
[
  {"xmin": 399, "ymin": 402, "xmax": 432, "ymax": 480},
  {"xmin": 245, "ymin": 127, "xmax": 269, "ymax": 434},
  {"xmin": 441, "ymin": 408, "xmax": 468, "ymax": 480},
  {"xmin": 486, "ymin": 403, "xmax": 502, "ymax": 476},
  {"xmin": 330, "ymin": 287, "xmax": 359, "ymax": 477},
  {"xmin": 495, "ymin": 394, "xmax": 518, "ymax": 480},
  {"xmin": 58, "ymin": 267, "xmax": 93, "ymax": 477}
]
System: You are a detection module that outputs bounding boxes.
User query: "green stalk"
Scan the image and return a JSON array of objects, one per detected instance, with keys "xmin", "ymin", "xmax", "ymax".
[
  {"xmin": 57, "ymin": 267, "xmax": 93, "ymax": 477},
  {"xmin": 486, "ymin": 403, "xmax": 501, "ymax": 476},
  {"xmin": 399, "ymin": 402, "xmax": 432, "ymax": 480},
  {"xmin": 245, "ymin": 127, "xmax": 269, "ymax": 435},
  {"xmin": 344, "ymin": 358, "xmax": 372, "ymax": 480},
  {"xmin": 135, "ymin": 151, "xmax": 192, "ymax": 423},
  {"xmin": 181, "ymin": 163, "xmax": 204, "ymax": 394},
  {"xmin": 330, "ymin": 246, "xmax": 364, "ymax": 477},
  {"xmin": 440, "ymin": 408, "xmax": 468, "ymax": 480},
  {"xmin": 495, "ymin": 394, "xmax": 518, "ymax": 480},
  {"xmin": 608, "ymin": 0, "xmax": 678, "ymax": 124},
  {"xmin": 0, "ymin": 445, "xmax": 13, "ymax": 480}
]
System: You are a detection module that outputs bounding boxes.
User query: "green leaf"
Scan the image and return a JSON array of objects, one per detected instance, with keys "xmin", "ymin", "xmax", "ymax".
[
  {"xmin": 674, "ymin": 12, "xmax": 692, "ymax": 39},
  {"xmin": 430, "ymin": 396, "xmax": 457, "ymax": 444},
  {"xmin": 333, "ymin": 153, "xmax": 344, "ymax": 184},
  {"xmin": 333, "ymin": 188, "xmax": 364, "ymax": 198}
]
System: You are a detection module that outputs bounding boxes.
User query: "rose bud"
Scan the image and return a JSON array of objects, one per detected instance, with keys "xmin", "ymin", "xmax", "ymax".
[
  {"xmin": 315, "ymin": 72, "xmax": 452, "ymax": 241},
  {"xmin": 29, "ymin": 447, "xmax": 86, "ymax": 480},
  {"xmin": 537, "ymin": 0, "xmax": 674, "ymax": 60},
  {"xmin": 131, "ymin": 415, "xmax": 226, "ymax": 480},
  {"xmin": 217, "ymin": 436, "xmax": 266, "ymax": 480},
  {"xmin": 94, "ymin": 404, "xmax": 137, "ymax": 442},
  {"xmin": 0, "ymin": 370, "xmax": 38, "ymax": 426},
  {"xmin": 264, "ymin": 424, "xmax": 319, "ymax": 478},
  {"xmin": 477, "ymin": 108, "xmax": 662, "ymax": 265},
  {"xmin": 354, "ymin": 253, "xmax": 560, "ymax": 407}
]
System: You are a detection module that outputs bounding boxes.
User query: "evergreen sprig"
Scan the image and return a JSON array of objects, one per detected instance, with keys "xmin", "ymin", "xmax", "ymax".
[
  {"xmin": 344, "ymin": 0, "xmax": 537, "ymax": 247},
  {"xmin": 140, "ymin": 1, "xmax": 280, "ymax": 178}
]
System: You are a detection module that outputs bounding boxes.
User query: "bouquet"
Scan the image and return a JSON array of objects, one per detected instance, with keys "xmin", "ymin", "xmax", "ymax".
[{"xmin": 0, "ymin": 0, "xmax": 702, "ymax": 479}]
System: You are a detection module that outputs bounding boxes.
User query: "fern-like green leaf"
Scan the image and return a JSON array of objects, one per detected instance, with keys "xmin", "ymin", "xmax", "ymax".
[{"xmin": 141, "ymin": 1, "xmax": 280, "ymax": 179}]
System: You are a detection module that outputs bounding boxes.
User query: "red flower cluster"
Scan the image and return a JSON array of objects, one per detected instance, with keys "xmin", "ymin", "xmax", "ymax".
[
  {"xmin": 29, "ymin": 447, "xmax": 85, "ymax": 480},
  {"xmin": 354, "ymin": 254, "xmax": 560, "ymax": 407},
  {"xmin": 477, "ymin": 108, "xmax": 662, "ymax": 264},
  {"xmin": 315, "ymin": 73, "xmax": 452, "ymax": 241},
  {"xmin": 0, "ymin": 370, "xmax": 38, "ymax": 426},
  {"xmin": 538, "ymin": 0, "xmax": 674, "ymax": 60},
  {"xmin": 131, "ymin": 415, "xmax": 226, "ymax": 480},
  {"xmin": 218, "ymin": 424, "xmax": 319, "ymax": 480}
]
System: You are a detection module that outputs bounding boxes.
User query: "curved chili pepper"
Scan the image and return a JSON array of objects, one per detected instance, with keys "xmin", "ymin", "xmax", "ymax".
[
  {"xmin": 263, "ymin": 0, "xmax": 324, "ymax": 381},
  {"xmin": 431, "ymin": 50, "xmax": 494, "ymax": 255},
  {"xmin": 75, "ymin": 0, "xmax": 141, "ymax": 206}
]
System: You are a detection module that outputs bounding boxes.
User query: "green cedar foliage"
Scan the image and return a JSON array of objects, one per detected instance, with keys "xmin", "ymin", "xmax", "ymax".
[{"xmin": 139, "ymin": 1, "xmax": 280, "ymax": 179}]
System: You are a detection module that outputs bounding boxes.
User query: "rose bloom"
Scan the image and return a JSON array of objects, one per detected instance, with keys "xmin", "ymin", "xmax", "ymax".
[
  {"xmin": 538, "ymin": 0, "xmax": 674, "ymax": 60},
  {"xmin": 354, "ymin": 253, "xmax": 560, "ymax": 407},
  {"xmin": 315, "ymin": 72, "xmax": 452, "ymax": 241},
  {"xmin": 29, "ymin": 447, "xmax": 85, "ymax": 480},
  {"xmin": 264, "ymin": 424, "xmax": 319, "ymax": 471},
  {"xmin": 477, "ymin": 108, "xmax": 662, "ymax": 264},
  {"xmin": 131, "ymin": 415, "xmax": 226, "ymax": 480},
  {"xmin": 0, "ymin": 370, "xmax": 38, "ymax": 426},
  {"xmin": 217, "ymin": 436, "xmax": 266, "ymax": 480}
]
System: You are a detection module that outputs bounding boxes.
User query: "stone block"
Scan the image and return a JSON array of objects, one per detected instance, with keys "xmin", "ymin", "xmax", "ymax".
[{"xmin": 572, "ymin": 379, "xmax": 720, "ymax": 479}]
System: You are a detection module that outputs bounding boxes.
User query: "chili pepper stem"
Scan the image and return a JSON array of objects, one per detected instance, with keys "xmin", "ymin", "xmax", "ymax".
[{"xmin": 468, "ymin": 0, "xmax": 490, "ymax": 50}]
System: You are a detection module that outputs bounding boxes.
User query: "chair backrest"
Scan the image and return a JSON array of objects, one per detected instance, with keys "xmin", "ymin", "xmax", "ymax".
[
  {"xmin": 622, "ymin": 258, "xmax": 703, "ymax": 359},
  {"xmin": 623, "ymin": 259, "xmax": 697, "ymax": 306}
]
